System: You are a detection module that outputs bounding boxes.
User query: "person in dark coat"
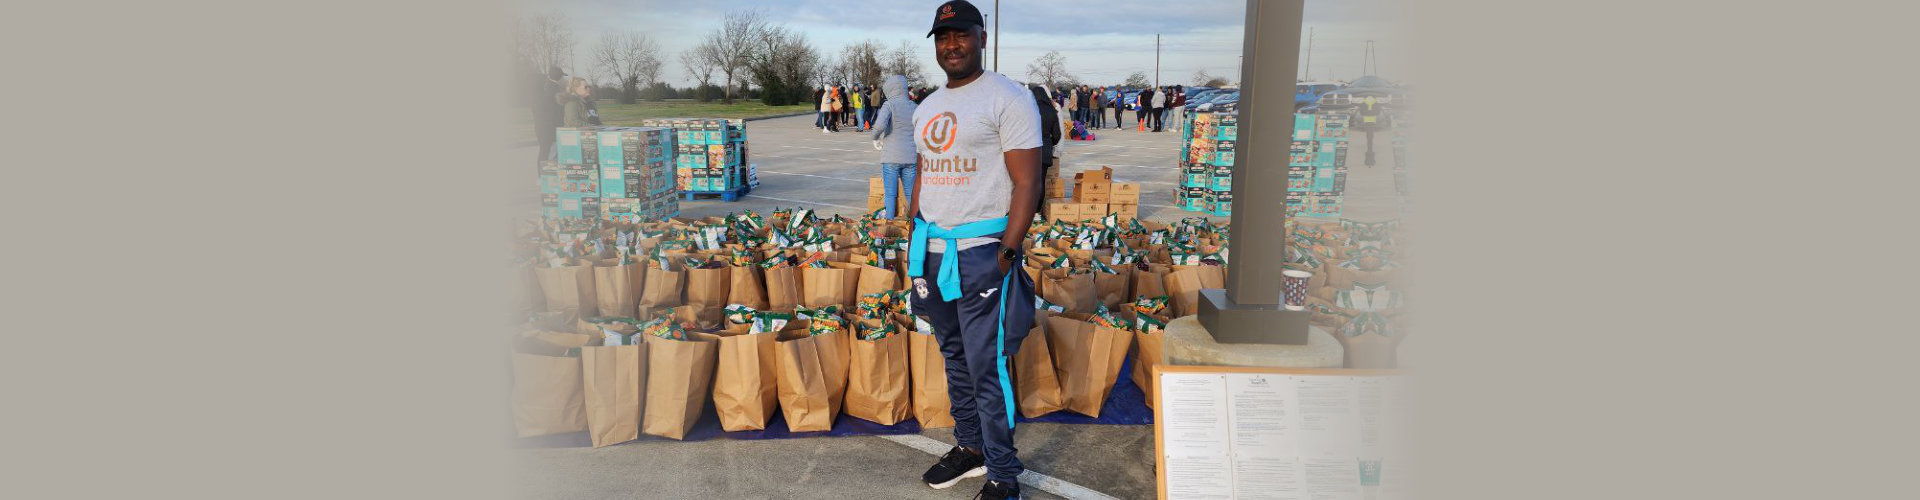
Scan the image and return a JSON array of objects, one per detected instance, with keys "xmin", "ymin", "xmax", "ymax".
[{"xmin": 534, "ymin": 66, "xmax": 564, "ymax": 163}]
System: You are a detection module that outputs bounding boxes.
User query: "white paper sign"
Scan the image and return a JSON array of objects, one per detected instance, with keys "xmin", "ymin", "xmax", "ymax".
[{"xmin": 1159, "ymin": 371, "xmax": 1406, "ymax": 500}]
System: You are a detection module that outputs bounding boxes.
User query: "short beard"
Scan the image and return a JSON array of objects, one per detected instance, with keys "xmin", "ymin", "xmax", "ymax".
[{"xmin": 942, "ymin": 59, "xmax": 982, "ymax": 82}]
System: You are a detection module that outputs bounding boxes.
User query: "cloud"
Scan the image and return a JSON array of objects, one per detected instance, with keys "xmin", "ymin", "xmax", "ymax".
[{"xmin": 522, "ymin": 0, "xmax": 1410, "ymax": 87}]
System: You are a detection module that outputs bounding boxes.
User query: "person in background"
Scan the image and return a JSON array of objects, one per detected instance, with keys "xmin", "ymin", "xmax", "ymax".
[
  {"xmin": 870, "ymin": 75, "xmax": 917, "ymax": 219},
  {"xmin": 1135, "ymin": 87, "xmax": 1152, "ymax": 129},
  {"xmin": 909, "ymin": 2, "xmax": 1041, "ymax": 498},
  {"xmin": 1107, "ymin": 86, "xmax": 1122, "ymax": 129},
  {"xmin": 534, "ymin": 67, "xmax": 565, "ymax": 164},
  {"xmin": 1075, "ymin": 85, "xmax": 1091, "ymax": 125},
  {"xmin": 1170, "ymin": 85, "xmax": 1185, "ymax": 127},
  {"xmin": 1098, "ymin": 86, "xmax": 1113, "ymax": 129},
  {"xmin": 850, "ymin": 84, "xmax": 868, "ymax": 132},
  {"xmin": 558, "ymin": 77, "xmax": 591, "ymax": 128},
  {"xmin": 582, "ymin": 83, "xmax": 602, "ymax": 126},
  {"xmin": 815, "ymin": 85, "xmax": 828, "ymax": 131},
  {"xmin": 1150, "ymin": 86, "xmax": 1168, "ymax": 132}
]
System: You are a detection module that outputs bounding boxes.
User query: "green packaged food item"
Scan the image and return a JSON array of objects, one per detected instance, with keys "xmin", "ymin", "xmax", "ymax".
[
  {"xmin": 1048, "ymin": 254, "xmax": 1071, "ymax": 269},
  {"xmin": 751, "ymin": 311, "xmax": 793, "ymax": 334},
  {"xmin": 642, "ymin": 315, "xmax": 689, "ymax": 341},
  {"xmin": 759, "ymin": 252, "xmax": 789, "ymax": 269},
  {"xmin": 808, "ymin": 315, "xmax": 845, "ymax": 336},
  {"xmin": 856, "ymin": 292, "xmax": 893, "ymax": 319},
  {"xmin": 1092, "ymin": 304, "xmax": 1129, "ymax": 329},
  {"xmin": 796, "ymin": 304, "xmax": 839, "ymax": 321},
  {"xmin": 724, "ymin": 304, "xmax": 756, "ymax": 325},
  {"xmin": 1035, "ymin": 298, "xmax": 1066, "ymax": 313},
  {"xmin": 859, "ymin": 250, "xmax": 883, "ymax": 268},
  {"xmin": 1131, "ymin": 295, "xmax": 1170, "ymax": 317},
  {"xmin": 1090, "ymin": 259, "xmax": 1117, "ymax": 274},
  {"xmin": 859, "ymin": 321, "xmax": 898, "ymax": 341},
  {"xmin": 1133, "ymin": 313, "xmax": 1167, "ymax": 334},
  {"xmin": 805, "ymin": 259, "xmax": 831, "ymax": 269}
]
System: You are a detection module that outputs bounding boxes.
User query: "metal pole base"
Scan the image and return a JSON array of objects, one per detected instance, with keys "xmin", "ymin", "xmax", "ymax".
[{"xmin": 1196, "ymin": 288, "xmax": 1311, "ymax": 345}]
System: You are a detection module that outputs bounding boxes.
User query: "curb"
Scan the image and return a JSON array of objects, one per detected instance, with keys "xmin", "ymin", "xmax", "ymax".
[{"xmin": 743, "ymin": 111, "xmax": 814, "ymax": 122}]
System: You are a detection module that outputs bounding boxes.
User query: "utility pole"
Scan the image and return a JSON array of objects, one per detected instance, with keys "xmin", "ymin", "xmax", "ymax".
[
  {"xmin": 993, "ymin": 1, "xmax": 999, "ymax": 72},
  {"xmin": 1197, "ymin": 0, "xmax": 1310, "ymax": 345},
  {"xmin": 1303, "ymin": 27, "xmax": 1313, "ymax": 80},
  {"xmin": 1154, "ymin": 34, "xmax": 1161, "ymax": 87}
]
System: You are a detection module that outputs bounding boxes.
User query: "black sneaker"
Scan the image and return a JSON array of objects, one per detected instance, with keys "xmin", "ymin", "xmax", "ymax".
[
  {"xmin": 923, "ymin": 446, "xmax": 987, "ymax": 489},
  {"xmin": 974, "ymin": 479, "xmax": 1021, "ymax": 499}
]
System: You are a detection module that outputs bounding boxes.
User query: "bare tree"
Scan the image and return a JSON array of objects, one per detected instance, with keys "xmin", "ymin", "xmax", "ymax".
[
  {"xmin": 837, "ymin": 40, "xmax": 885, "ymax": 89},
  {"xmin": 1026, "ymin": 50, "xmax": 1075, "ymax": 90},
  {"xmin": 746, "ymin": 25, "xmax": 824, "ymax": 106},
  {"xmin": 591, "ymin": 31, "xmax": 663, "ymax": 104},
  {"xmin": 883, "ymin": 40, "xmax": 929, "ymax": 90},
  {"xmin": 680, "ymin": 43, "xmax": 720, "ymax": 102},
  {"xmin": 1123, "ymin": 71, "xmax": 1151, "ymax": 89},
  {"xmin": 516, "ymin": 11, "xmax": 574, "ymax": 76},
  {"xmin": 698, "ymin": 10, "xmax": 768, "ymax": 104}
]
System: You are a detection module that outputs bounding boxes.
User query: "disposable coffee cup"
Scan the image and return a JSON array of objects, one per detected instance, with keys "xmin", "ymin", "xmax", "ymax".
[{"xmin": 1282, "ymin": 269, "xmax": 1312, "ymax": 311}]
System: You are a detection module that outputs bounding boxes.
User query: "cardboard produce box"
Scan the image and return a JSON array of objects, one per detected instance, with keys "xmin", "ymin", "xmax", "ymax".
[
  {"xmin": 1109, "ymin": 182, "xmax": 1140, "ymax": 205},
  {"xmin": 1075, "ymin": 179, "xmax": 1110, "ymax": 203},
  {"xmin": 1109, "ymin": 203, "xmax": 1139, "ymax": 221},
  {"xmin": 1046, "ymin": 199, "xmax": 1081, "ymax": 222},
  {"xmin": 869, "ymin": 177, "xmax": 884, "ymax": 197}
]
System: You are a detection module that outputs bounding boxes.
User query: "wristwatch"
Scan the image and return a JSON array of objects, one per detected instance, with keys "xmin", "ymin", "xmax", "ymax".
[{"xmin": 1000, "ymin": 246, "xmax": 1023, "ymax": 264}]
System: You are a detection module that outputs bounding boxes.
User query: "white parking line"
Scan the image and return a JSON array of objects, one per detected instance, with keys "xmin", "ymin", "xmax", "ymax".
[
  {"xmin": 877, "ymin": 434, "xmax": 1120, "ymax": 500},
  {"xmin": 742, "ymin": 194, "xmax": 862, "ymax": 210},
  {"xmin": 755, "ymin": 170, "xmax": 867, "ymax": 182},
  {"xmin": 783, "ymin": 145, "xmax": 867, "ymax": 153}
]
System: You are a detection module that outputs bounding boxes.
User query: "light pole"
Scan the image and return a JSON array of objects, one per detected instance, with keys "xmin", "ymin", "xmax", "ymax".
[{"xmin": 1196, "ymin": 0, "xmax": 1310, "ymax": 345}]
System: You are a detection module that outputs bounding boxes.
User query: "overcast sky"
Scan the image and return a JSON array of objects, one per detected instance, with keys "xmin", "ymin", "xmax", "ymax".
[{"xmin": 524, "ymin": 0, "xmax": 1408, "ymax": 88}]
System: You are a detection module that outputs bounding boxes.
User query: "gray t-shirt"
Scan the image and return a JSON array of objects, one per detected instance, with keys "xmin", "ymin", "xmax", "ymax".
[{"xmin": 912, "ymin": 71, "xmax": 1042, "ymax": 253}]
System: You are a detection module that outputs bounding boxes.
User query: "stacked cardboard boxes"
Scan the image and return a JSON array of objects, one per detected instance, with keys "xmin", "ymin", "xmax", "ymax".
[
  {"xmin": 865, "ymin": 177, "xmax": 912, "ymax": 215},
  {"xmin": 542, "ymin": 126, "xmax": 679, "ymax": 222},
  {"xmin": 639, "ymin": 118, "xmax": 752, "ymax": 195},
  {"xmin": 1285, "ymin": 113, "xmax": 1350, "ymax": 219},
  {"xmin": 1180, "ymin": 112, "xmax": 1237, "ymax": 216},
  {"xmin": 1041, "ymin": 166, "xmax": 1138, "ymax": 222}
]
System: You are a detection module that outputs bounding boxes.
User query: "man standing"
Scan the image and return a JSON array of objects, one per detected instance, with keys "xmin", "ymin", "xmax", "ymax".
[
  {"xmin": 1134, "ymin": 87, "xmax": 1144, "ymax": 131},
  {"xmin": 907, "ymin": 2, "xmax": 1040, "ymax": 499},
  {"xmin": 1144, "ymin": 86, "xmax": 1159, "ymax": 131},
  {"xmin": 1108, "ymin": 86, "xmax": 1122, "ymax": 129}
]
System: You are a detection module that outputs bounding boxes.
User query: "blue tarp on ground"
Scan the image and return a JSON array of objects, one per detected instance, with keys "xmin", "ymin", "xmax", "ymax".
[{"xmin": 514, "ymin": 357, "xmax": 1154, "ymax": 449}]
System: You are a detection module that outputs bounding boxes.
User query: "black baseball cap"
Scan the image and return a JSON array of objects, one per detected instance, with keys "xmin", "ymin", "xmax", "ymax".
[{"xmin": 926, "ymin": 0, "xmax": 985, "ymax": 37}]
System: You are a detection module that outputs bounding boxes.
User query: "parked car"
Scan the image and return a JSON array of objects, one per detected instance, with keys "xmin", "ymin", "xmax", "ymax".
[
  {"xmin": 1295, "ymin": 81, "xmax": 1343, "ymax": 110},
  {"xmin": 1195, "ymin": 91, "xmax": 1239, "ymax": 112}
]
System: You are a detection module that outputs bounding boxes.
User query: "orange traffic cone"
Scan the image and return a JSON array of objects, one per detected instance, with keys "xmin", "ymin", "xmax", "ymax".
[{"xmin": 1137, "ymin": 119, "xmax": 1145, "ymax": 132}]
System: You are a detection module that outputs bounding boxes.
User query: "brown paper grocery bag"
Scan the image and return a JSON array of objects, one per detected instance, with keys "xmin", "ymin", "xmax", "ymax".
[
  {"xmin": 517, "ymin": 263, "xmax": 545, "ymax": 318},
  {"xmin": 683, "ymin": 265, "xmax": 732, "ymax": 329},
  {"xmin": 1132, "ymin": 263, "xmax": 1171, "ymax": 301},
  {"xmin": 1130, "ymin": 328, "xmax": 1165, "ymax": 410},
  {"xmin": 801, "ymin": 263, "xmax": 860, "ymax": 309},
  {"xmin": 581, "ymin": 344, "xmax": 648, "ymax": 447},
  {"xmin": 1166, "ymin": 264, "xmax": 1226, "ymax": 318},
  {"xmin": 710, "ymin": 331, "xmax": 778, "ymax": 432},
  {"xmin": 511, "ymin": 350, "xmax": 588, "ymax": 438},
  {"xmin": 593, "ymin": 259, "xmax": 639, "ymax": 319},
  {"xmin": 1323, "ymin": 264, "xmax": 1397, "ymax": 293},
  {"xmin": 907, "ymin": 328, "xmax": 955, "ymax": 429},
  {"xmin": 765, "ymin": 264, "xmax": 803, "ymax": 312},
  {"xmin": 854, "ymin": 263, "xmax": 899, "ymax": 299},
  {"xmin": 535, "ymin": 260, "xmax": 597, "ymax": 318},
  {"xmin": 727, "ymin": 265, "xmax": 769, "ymax": 311},
  {"xmin": 638, "ymin": 264, "xmax": 684, "ymax": 318},
  {"xmin": 1014, "ymin": 316, "xmax": 1066, "ymax": 418},
  {"xmin": 774, "ymin": 330, "xmax": 837, "ymax": 432},
  {"xmin": 1093, "ymin": 266, "xmax": 1134, "ymax": 310},
  {"xmin": 1041, "ymin": 268, "xmax": 1098, "ymax": 314},
  {"xmin": 845, "ymin": 326, "xmax": 911, "ymax": 425},
  {"xmin": 641, "ymin": 332, "xmax": 719, "ymax": 440},
  {"xmin": 1045, "ymin": 314, "xmax": 1134, "ymax": 418},
  {"xmin": 812, "ymin": 327, "xmax": 853, "ymax": 415}
]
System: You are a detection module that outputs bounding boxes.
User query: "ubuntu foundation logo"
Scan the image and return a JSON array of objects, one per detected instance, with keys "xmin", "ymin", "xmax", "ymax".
[{"xmin": 920, "ymin": 111, "xmax": 958, "ymax": 154}]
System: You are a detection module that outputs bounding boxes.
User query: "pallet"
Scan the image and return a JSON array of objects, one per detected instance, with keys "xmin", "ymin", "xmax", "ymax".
[{"xmin": 680, "ymin": 184, "xmax": 751, "ymax": 202}]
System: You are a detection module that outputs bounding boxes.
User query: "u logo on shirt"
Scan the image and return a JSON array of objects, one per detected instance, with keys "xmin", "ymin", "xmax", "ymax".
[{"xmin": 920, "ymin": 111, "xmax": 958, "ymax": 154}]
